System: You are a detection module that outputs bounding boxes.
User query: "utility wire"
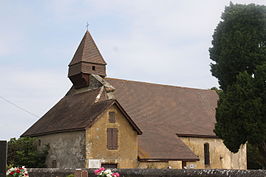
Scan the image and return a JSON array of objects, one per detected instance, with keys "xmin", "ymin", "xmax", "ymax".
[{"xmin": 0, "ymin": 95, "xmax": 39, "ymax": 118}]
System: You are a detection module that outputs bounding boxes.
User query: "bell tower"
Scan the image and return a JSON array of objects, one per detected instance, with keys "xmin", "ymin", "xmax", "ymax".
[{"xmin": 68, "ymin": 31, "xmax": 107, "ymax": 89}]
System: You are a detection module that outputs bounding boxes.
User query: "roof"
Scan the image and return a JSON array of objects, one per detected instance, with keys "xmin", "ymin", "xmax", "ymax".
[
  {"xmin": 21, "ymin": 88, "xmax": 141, "ymax": 137},
  {"xmin": 69, "ymin": 31, "xmax": 106, "ymax": 66},
  {"xmin": 23, "ymin": 77, "xmax": 218, "ymax": 161},
  {"xmin": 106, "ymin": 78, "xmax": 218, "ymax": 136},
  {"xmin": 104, "ymin": 78, "xmax": 218, "ymax": 161}
]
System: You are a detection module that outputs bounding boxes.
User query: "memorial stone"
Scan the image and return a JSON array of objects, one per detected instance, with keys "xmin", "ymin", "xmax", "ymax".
[{"xmin": 0, "ymin": 141, "xmax": 7, "ymax": 177}]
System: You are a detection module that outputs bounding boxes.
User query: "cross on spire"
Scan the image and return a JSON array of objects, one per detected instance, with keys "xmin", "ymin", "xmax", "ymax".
[{"xmin": 86, "ymin": 22, "xmax": 89, "ymax": 31}]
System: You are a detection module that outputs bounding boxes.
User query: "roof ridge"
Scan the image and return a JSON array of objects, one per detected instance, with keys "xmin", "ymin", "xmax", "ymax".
[{"xmin": 106, "ymin": 77, "xmax": 215, "ymax": 92}]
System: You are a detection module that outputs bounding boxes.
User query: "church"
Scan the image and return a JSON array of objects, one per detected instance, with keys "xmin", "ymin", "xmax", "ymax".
[{"xmin": 22, "ymin": 31, "xmax": 247, "ymax": 169}]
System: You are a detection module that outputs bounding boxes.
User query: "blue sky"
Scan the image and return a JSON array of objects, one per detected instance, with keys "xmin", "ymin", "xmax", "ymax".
[{"xmin": 0, "ymin": 0, "xmax": 265, "ymax": 140}]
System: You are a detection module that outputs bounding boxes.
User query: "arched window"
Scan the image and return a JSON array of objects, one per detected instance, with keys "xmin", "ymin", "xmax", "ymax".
[{"xmin": 204, "ymin": 143, "xmax": 210, "ymax": 165}]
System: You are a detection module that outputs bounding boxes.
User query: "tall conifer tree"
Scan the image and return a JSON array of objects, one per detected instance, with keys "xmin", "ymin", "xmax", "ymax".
[{"xmin": 209, "ymin": 3, "xmax": 266, "ymax": 168}]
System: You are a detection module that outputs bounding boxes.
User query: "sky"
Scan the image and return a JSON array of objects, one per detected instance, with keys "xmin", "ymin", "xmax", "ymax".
[{"xmin": 0, "ymin": 0, "xmax": 265, "ymax": 140}]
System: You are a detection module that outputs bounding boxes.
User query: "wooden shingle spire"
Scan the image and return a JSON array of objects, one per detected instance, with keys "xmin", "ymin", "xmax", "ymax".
[{"xmin": 68, "ymin": 31, "xmax": 107, "ymax": 88}]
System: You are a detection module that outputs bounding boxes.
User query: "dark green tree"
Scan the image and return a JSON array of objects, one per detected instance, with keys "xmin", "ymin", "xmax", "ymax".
[
  {"xmin": 248, "ymin": 144, "xmax": 264, "ymax": 169},
  {"xmin": 7, "ymin": 137, "xmax": 49, "ymax": 168},
  {"xmin": 210, "ymin": 3, "xmax": 266, "ymax": 90},
  {"xmin": 209, "ymin": 3, "xmax": 266, "ymax": 169},
  {"xmin": 215, "ymin": 65, "xmax": 266, "ymax": 168}
]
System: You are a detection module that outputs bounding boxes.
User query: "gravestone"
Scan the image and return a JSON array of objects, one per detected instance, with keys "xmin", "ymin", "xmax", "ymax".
[
  {"xmin": 75, "ymin": 169, "xmax": 88, "ymax": 177},
  {"xmin": 0, "ymin": 141, "xmax": 7, "ymax": 177}
]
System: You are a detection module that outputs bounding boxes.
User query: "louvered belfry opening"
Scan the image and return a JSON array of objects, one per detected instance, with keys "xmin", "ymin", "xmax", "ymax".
[
  {"xmin": 68, "ymin": 31, "xmax": 107, "ymax": 89},
  {"xmin": 107, "ymin": 128, "xmax": 118, "ymax": 150}
]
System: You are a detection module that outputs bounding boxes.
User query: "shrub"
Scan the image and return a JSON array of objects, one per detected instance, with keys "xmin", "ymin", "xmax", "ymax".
[{"xmin": 7, "ymin": 137, "xmax": 49, "ymax": 168}]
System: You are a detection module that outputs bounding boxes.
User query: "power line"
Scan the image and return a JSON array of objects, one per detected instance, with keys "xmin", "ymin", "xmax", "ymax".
[{"xmin": 0, "ymin": 95, "xmax": 39, "ymax": 118}]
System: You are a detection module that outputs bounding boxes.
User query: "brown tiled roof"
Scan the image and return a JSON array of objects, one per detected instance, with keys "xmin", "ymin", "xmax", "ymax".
[
  {"xmin": 138, "ymin": 130, "xmax": 199, "ymax": 161},
  {"xmin": 105, "ymin": 78, "xmax": 218, "ymax": 160},
  {"xmin": 69, "ymin": 31, "xmax": 106, "ymax": 66},
  {"xmin": 22, "ymin": 88, "xmax": 141, "ymax": 137},
  {"xmin": 106, "ymin": 78, "xmax": 218, "ymax": 136},
  {"xmin": 22, "ymin": 88, "xmax": 108, "ymax": 136},
  {"xmin": 22, "ymin": 77, "xmax": 218, "ymax": 161}
]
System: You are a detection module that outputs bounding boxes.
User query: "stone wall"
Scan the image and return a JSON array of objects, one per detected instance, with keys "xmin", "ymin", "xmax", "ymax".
[
  {"xmin": 180, "ymin": 137, "xmax": 247, "ymax": 169},
  {"xmin": 28, "ymin": 168, "xmax": 266, "ymax": 177},
  {"xmin": 28, "ymin": 168, "xmax": 74, "ymax": 177},
  {"xmin": 138, "ymin": 161, "xmax": 182, "ymax": 169},
  {"xmin": 38, "ymin": 131, "xmax": 86, "ymax": 168}
]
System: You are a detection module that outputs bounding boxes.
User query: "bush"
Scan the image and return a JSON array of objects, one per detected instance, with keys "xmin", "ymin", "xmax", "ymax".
[
  {"xmin": 7, "ymin": 137, "xmax": 49, "ymax": 168},
  {"xmin": 66, "ymin": 174, "xmax": 74, "ymax": 177}
]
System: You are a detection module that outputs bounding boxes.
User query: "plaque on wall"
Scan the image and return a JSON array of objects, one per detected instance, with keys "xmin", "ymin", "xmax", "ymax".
[{"xmin": 88, "ymin": 159, "xmax": 101, "ymax": 168}]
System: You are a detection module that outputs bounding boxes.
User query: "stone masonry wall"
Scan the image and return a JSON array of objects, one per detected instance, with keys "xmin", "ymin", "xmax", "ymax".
[
  {"xmin": 28, "ymin": 168, "xmax": 266, "ymax": 177},
  {"xmin": 180, "ymin": 137, "xmax": 247, "ymax": 169},
  {"xmin": 38, "ymin": 131, "xmax": 86, "ymax": 168}
]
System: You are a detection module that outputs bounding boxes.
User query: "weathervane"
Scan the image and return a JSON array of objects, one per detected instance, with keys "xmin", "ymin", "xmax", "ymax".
[{"xmin": 86, "ymin": 22, "xmax": 89, "ymax": 31}]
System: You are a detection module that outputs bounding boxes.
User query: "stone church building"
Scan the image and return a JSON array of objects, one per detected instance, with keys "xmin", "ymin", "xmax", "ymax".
[{"xmin": 22, "ymin": 31, "xmax": 246, "ymax": 169}]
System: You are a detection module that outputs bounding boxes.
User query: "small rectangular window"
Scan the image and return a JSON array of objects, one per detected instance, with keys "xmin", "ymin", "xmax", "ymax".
[
  {"xmin": 204, "ymin": 143, "xmax": 210, "ymax": 165},
  {"xmin": 52, "ymin": 160, "xmax": 57, "ymax": 168},
  {"xmin": 109, "ymin": 112, "xmax": 116, "ymax": 123},
  {"xmin": 107, "ymin": 128, "xmax": 118, "ymax": 150},
  {"xmin": 101, "ymin": 163, "xmax": 117, "ymax": 169},
  {"xmin": 182, "ymin": 161, "xmax": 187, "ymax": 169},
  {"xmin": 92, "ymin": 66, "xmax": 96, "ymax": 70}
]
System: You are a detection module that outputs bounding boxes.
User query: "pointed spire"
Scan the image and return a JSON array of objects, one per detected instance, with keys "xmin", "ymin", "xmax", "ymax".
[
  {"xmin": 68, "ymin": 31, "xmax": 107, "ymax": 89},
  {"xmin": 69, "ymin": 31, "xmax": 106, "ymax": 66}
]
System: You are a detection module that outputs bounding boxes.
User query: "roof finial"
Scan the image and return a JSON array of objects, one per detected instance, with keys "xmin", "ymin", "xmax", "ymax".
[{"xmin": 86, "ymin": 22, "xmax": 89, "ymax": 31}]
